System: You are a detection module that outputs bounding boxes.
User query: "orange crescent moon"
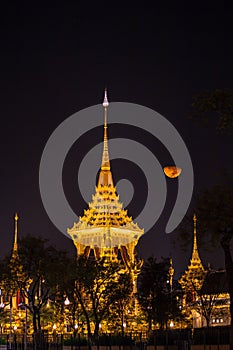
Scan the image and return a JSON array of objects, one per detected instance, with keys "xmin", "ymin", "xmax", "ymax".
[{"xmin": 163, "ymin": 166, "xmax": 182, "ymax": 178}]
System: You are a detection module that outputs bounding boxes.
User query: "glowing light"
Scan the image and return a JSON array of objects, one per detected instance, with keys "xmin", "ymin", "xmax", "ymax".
[
  {"xmin": 164, "ymin": 166, "xmax": 182, "ymax": 178},
  {"xmin": 53, "ymin": 324, "xmax": 57, "ymax": 330},
  {"xmin": 74, "ymin": 324, "xmax": 78, "ymax": 329},
  {"xmin": 13, "ymin": 326, "xmax": 17, "ymax": 330},
  {"xmin": 169, "ymin": 321, "xmax": 174, "ymax": 328},
  {"xmin": 103, "ymin": 89, "xmax": 109, "ymax": 108},
  {"xmin": 64, "ymin": 297, "xmax": 70, "ymax": 306}
]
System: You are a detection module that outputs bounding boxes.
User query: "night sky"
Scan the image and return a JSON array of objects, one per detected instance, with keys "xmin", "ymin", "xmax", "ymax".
[{"xmin": 0, "ymin": 2, "xmax": 233, "ymax": 277}]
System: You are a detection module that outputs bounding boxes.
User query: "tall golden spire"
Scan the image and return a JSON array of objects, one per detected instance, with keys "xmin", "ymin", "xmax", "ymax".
[
  {"xmin": 12, "ymin": 213, "xmax": 18, "ymax": 256},
  {"xmin": 190, "ymin": 213, "xmax": 201, "ymax": 263},
  {"xmin": 101, "ymin": 88, "xmax": 110, "ymax": 170},
  {"xmin": 98, "ymin": 89, "xmax": 113, "ymax": 186}
]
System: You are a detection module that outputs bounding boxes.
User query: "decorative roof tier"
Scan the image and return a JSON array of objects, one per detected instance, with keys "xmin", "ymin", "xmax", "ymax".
[{"xmin": 67, "ymin": 90, "xmax": 144, "ymax": 252}]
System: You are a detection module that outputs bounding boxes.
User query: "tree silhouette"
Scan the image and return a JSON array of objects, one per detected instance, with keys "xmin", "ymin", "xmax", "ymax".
[
  {"xmin": 189, "ymin": 89, "xmax": 233, "ymax": 349},
  {"xmin": 138, "ymin": 256, "xmax": 182, "ymax": 330}
]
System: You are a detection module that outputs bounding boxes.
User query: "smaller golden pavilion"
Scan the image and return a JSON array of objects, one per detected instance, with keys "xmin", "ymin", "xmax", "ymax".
[{"xmin": 179, "ymin": 214, "xmax": 206, "ymax": 306}]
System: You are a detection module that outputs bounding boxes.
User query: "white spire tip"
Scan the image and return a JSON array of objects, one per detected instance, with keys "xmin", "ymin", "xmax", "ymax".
[{"xmin": 103, "ymin": 89, "xmax": 109, "ymax": 107}]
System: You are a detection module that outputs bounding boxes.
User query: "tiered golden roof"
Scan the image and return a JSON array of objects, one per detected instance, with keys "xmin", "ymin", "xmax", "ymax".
[
  {"xmin": 80, "ymin": 186, "xmax": 136, "ymax": 228},
  {"xmin": 67, "ymin": 90, "xmax": 144, "ymax": 259}
]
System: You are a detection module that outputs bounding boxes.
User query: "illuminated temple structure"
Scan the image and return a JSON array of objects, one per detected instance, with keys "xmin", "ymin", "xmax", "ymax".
[
  {"xmin": 1, "ymin": 93, "xmax": 230, "ymax": 333},
  {"xmin": 179, "ymin": 214, "xmax": 231, "ymax": 327},
  {"xmin": 179, "ymin": 214, "xmax": 206, "ymax": 304},
  {"xmin": 179, "ymin": 214, "xmax": 207, "ymax": 327},
  {"xmin": 67, "ymin": 90, "xmax": 144, "ymax": 289}
]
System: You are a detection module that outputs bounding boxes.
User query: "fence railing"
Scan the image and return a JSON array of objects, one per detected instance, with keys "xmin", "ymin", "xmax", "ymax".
[
  {"xmin": 0, "ymin": 333, "xmax": 63, "ymax": 349},
  {"xmin": 0, "ymin": 327, "xmax": 230, "ymax": 350}
]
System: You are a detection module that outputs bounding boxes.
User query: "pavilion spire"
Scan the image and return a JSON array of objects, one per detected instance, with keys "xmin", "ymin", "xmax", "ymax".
[
  {"xmin": 191, "ymin": 213, "xmax": 201, "ymax": 262},
  {"xmin": 101, "ymin": 88, "xmax": 110, "ymax": 171},
  {"xmin": 13, "ymin": 213, "xmax": 18, "ymax": 256},
  {"xmin": 98, "ymin": 89, "xmax": 113, "ymax": 186}
]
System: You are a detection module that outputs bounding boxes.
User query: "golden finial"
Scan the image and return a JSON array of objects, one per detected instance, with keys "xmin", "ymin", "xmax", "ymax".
[
  {"xmin": 15, "ymin": 212, "xmax": 18, "ymax": 221},
  {"xmin": 100, "ymin": 88, "xmax": 110, "ymax": 172},
  {"xmin": 103, "ymin": 88, "xmax": 109, "ymax": 109},
  {"xmin": 103, "ymin": 88, "xmax": 109, "ymax": 133}
]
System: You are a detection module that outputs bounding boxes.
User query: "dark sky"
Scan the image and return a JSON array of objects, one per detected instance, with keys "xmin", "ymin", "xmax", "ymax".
[{"xmin": 0, "ymin": 2, "xmax": 233, "ymax": 277}]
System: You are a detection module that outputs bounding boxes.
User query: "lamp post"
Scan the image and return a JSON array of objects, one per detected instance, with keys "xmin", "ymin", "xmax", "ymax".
[
  {"xmin": 9, "ymin": 296, "xmax": 13, "ymax": 350},
  {"xmin": 64, "ymin": 297, "xmax": 70, "ymax": 333},
  {"xmin": 25, "ymin": 306, "xmax": 27, "ymax": 350},
  {"xmin": 64, "ymin": 296, "xmax": 80, "ymax": 337},
  {"xmin": 52, "ymin": 324, "xmax": 57, "ymax": 342},
  {"xmin": 18, "ymin": 302, "xmax": 27, "ymax": 350},
  {"xmin": 168, "ymin": 259, "xmax": 174, "ymax": 328}
]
